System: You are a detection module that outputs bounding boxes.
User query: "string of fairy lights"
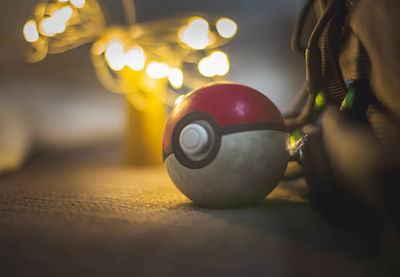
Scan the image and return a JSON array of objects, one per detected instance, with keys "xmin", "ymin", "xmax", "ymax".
[{"xmin": 23, "ymin": 0, "xmax": 237, "ymax": 109}]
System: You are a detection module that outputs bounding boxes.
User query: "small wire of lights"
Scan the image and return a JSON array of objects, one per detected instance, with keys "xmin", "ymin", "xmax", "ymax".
[
  {"xmin": 23, "ymin": 0, "xmax": 237, "ymax": 110},
  {"xmin": 23, "ymin": 0, "xmax": 106, "ymax": 62}
]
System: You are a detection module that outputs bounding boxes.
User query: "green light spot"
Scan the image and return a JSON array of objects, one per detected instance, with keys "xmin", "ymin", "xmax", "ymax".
[
  {"xmin": 290, "ymin": 130, "xmax": 302, "ymax": 147},
  {"xmin": 314, "ymin": 92, "xmax": 325, "ymax": 109}
]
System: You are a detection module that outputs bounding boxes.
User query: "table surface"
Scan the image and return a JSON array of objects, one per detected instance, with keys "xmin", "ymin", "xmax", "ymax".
[{"xmin": 0, "ymin": 142, "xmax": 395, "ymax": 277}]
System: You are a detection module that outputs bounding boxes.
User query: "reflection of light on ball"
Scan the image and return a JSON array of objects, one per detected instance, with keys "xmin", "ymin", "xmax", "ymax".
[{"xmin": 162, "ymin": 83, "xmax": 289, "ymax": 208}]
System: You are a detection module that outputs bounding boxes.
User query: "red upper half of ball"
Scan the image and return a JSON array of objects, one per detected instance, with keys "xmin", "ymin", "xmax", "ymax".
[{"xmin": 163, "ymin": 83, "xmax": 285, "ymax": 150}]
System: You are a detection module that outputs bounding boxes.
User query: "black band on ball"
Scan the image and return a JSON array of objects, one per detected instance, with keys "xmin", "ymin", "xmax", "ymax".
[{"xmin": 163, "ymin": 112, "xmax": 288, "ymax": 168}]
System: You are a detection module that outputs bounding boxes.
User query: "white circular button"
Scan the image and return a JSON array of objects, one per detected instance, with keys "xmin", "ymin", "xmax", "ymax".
[{"xmin": 179, "ymin": 123, "xmax": 209, "ymax": 155}]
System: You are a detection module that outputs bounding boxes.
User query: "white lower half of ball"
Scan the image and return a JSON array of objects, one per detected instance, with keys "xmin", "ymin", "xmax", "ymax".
[{"xmin": 165, "ymin": 130, "xmax": 290, "ymax": 208}]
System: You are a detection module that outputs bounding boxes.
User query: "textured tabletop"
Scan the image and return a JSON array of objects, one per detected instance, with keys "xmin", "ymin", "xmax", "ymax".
[{"xmin": 0, "ymin": 142, "xmax": 393, "ymax": 277}]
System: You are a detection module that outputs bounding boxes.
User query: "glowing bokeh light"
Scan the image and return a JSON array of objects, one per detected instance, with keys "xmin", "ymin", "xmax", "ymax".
[
  {"xmin": 105, "ymin": 41, "xmax": 125, "ymax": 71},
  {"xmin": 146, "ymin": 62, "xmax": 169, "ymax": 79},
  {"xmin": 40, "ymin": 6, "xmax": 73, "ymax": 36},
  {"xmin": 23, "ymin": 20, "xmax": 39, "ymax": 42},
  {"xmin": 168, "ymin": 68, "xmax": 184, "ymax": 89},
  {"xmin": 70, "ymin": 0, "xmax": 86, "ymax": 8},
  {"xmin": 125, "ymin": 46, "xmax": 146, "ymax": 71},
  {"xmin": 198, "ymin": 58, "xmax": 213, "ymax": 77},
  {"xmin": 40, "ymin": 18, "xmax": 65, "ymax": 36},
  {"xmin": 22, "ymin": 0, "xmax": 238, "ymax": 110},
  {"xmin": 216, "ymin": 18, "xmax": 237, "ymax": 38},
  {"xmin": 52, "ymin": 6, "xmax": 73, "ymax": 22},
  {"xmin": 210, "ymin": 51, "xmax": 230, "ymax": 76},
  {"xmin": 314, "ymin": 92, "xmax": 325, "ymax": 109},
  {"xmin": 198, "ymin": 51, "xmax": 229, "ymax": 77},
  {"xmin": 179, "ymin": 17, "xmax": 209, "ymax": 49}
]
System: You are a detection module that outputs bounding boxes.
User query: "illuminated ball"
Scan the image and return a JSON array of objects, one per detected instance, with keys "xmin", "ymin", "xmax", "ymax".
[{"xmin": 162, "ymin": 83, "xmax": 289, "ymax": 208}]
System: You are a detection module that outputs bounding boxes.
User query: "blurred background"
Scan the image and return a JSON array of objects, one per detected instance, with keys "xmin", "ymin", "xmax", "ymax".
[{"xmin": 0, "ymin": 0, "xmax": 305, "ymax": 151}]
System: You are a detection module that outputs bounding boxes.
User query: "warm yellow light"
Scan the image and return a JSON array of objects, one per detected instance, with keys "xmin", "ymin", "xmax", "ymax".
[
  {"xmin": 198, "ymin": 51, "xmax": 230, "ymax": 77},
  {"xmin": 179, "ymin": 17, "xmax": 209, "ymax": 49},
  {"xmin": 125, "ymin": 46, "xmax": 146, "ymax": 71},
  {"xmin": 53, "ymin": 6, "xmax": 73, "ymax": 22},
  {"xmin": 57, "ymin": 0, "xmax": 69, "ymax": 2},
  {"xmin": 23, "ymin": 20, "xmax": 39, "ymax": 42},
  {"xmin": 105, "ymin": 41, "xmax": 125, "ymax": 71},
  {"xmin": 168, "ymin": 68, "xmax": 183, "ymax": 89},
  {"xmin": 70, "ymin": 0, "xmax": 86, "ymax": 8},
  {"xmin": 40, "ymin": 18, "xmax": 64, "ymax": 36},
  {"xmin": 39, "ymin": 6, "xmax": 73, "ymax": 36},
  {"xmin": 175, "ymin": 95, "xmax": 185, "ymax": 106},
  {"xmin": 211, "ymin": 51, "xmax": 230, "ymax": 76},
  {"xmin": 216, "ymin": 18, "xmax": 237, "ymax": 38},
  {"xmin": 198, "ymin": 58, "xmax": 213, "ymax": 77},
  {"xmin": 146, "ymin": 62, "xmax": 169, "ymax": 79}
]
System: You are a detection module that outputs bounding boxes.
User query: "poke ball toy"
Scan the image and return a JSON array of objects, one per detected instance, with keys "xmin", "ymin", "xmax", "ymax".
[{"xmin": 162, "ymin": 83, "xmax": 289, "ymax": 208}]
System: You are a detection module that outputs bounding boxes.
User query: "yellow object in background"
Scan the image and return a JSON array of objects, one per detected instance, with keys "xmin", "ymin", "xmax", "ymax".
[{"xmin": 121, "ymin": 68, "xmax": 167, "ymax": 165}]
